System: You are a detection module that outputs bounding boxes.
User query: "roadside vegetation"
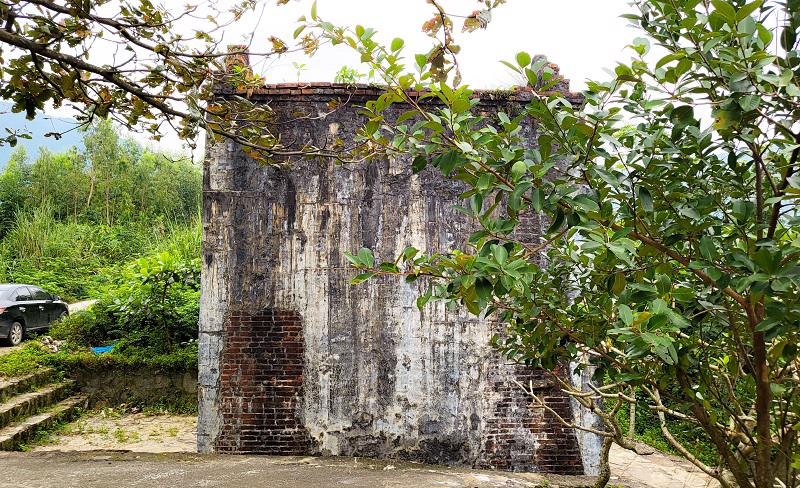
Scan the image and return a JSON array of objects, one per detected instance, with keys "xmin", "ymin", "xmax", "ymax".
[{"xmin": 0, "ymin": 121, "xmax": 200, "ymax": 378}]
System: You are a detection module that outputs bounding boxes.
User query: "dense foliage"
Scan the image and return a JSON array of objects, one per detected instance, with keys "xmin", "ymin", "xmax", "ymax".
[
  {"xmin": 0, "ymin": 121, "xmax": 201, "ymax": 301},
  {"xmin": 0, "ymin": 224, "xmax": 201, "ymax": 377},
  {"xmin": 0, "ymin": 120, "xmax": 200, "ymax": 378},
  {"xmin": 312, "ymin": 1, "xmax": 800, "ymax": 486},
  {"xmin": 53, "ymin": 249, "xmax": 201, "ymax": 353}
]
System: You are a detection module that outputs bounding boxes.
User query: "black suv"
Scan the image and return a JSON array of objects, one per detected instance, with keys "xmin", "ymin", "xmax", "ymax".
[{"xmin": 0, "ymin": 284, "xmax": 69, "ymax": 346}]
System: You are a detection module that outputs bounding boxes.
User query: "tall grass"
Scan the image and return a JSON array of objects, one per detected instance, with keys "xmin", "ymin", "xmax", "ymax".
[
  {"xmin": 0, "ymin": 207, "xmax": 201, "ymax": 301},
  {"xmin": 2, "ymin": 203, "xmax": 59, "ymax": 260},
  {"xmin": 150, "ymin": 214, "xmax": 201, "ymax": 260}
]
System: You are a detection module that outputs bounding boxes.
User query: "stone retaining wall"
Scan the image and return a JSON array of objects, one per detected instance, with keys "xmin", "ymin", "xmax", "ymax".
[{"xmin": 72, "ymin": 368, "xmax": 197, "ymax": 407}]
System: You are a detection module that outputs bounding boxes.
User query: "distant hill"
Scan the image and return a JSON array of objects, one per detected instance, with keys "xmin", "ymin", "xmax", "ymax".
[{"xmin": 0, "ymin": 102, "xmax": 84, "ymax": 169}]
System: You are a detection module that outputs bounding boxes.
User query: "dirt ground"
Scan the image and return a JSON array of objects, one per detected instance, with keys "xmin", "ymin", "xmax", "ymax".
[
  {"xmin": 32, "ymin": 410, "xmax": 196, "ymax": 453},
  {"xmin": 16, "ymin": 412, "xmax": 721, "ymax": 488}
]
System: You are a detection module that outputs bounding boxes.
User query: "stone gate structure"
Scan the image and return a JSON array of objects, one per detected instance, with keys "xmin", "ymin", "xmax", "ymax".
[{"xmin": 198, "ymin": 74, "xmax": 596, "ymax": 474}]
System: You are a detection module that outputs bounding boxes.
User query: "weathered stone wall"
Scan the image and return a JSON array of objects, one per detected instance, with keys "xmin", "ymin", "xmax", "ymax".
[
  {"xmin": 73, "ymin": 367, "xmax": 197, "ymax": 407},
  {"xmin": 199, "ymin": 83, "xmax": 589, "ymax": 473}
]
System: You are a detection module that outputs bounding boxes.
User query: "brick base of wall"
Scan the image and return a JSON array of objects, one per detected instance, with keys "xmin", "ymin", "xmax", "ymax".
[
  {"xmin": 215, "ymin": 308, "xmax": 315, "ymax": 454},
  {"xmin": 480, "ymin": 362, "xmax": 584, "ymax": 475}
]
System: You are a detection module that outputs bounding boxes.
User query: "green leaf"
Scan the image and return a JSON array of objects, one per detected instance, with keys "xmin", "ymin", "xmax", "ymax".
[
  {"xmin": 452, "ymin": 97, "xmax": 472, "ymax": 113},
  {"xmin": 619, "ymin": 304, "xmax": 634, "ymax": 325},
  {"xmin": 434, "ymin": 150, "xmax": 462, "ymax": 175},
  {"xmin": 631, "ymin": 37, "xmax": 650, "ymax": 55},
  {"xmin": 612, "ymin": 272, "xmax": 627, "ymax": 296},
  {"xmin": 412, "ymin": 156, "xmax": 427, "ymax": 174},
  {"xmin": 455, "ymin": 141, "xmax": 474, "ymax": 153},
  {"xmin": 391, "ymin": 38, "xmax": 405, "ymax": 52},
  {"xmin": 738, "ymin": 94, "xmax": 761, "ymax": 111},
  {"xmin": 547, "ymin": 209, "xmax": 565, "ymax": 233},
  {"xmin": 516, "ymin": 51, "xmax": 532, "ymax": 68},
  {"xmin": 475, "ymin": 278, "xmax": 493, "ymax": 301},
  {"xmin": 492, "ymin": 244, "xmax": 508, "ymax": 265},
  {"xmin": 711, "ymin": 0, "xmax": 736, "ymax": 22},
  {"xmin": 351, "ymin": 272, "xmax": 376, "ymax": 285},
  {"xmin": 573, "ymin": 195, "xmax": 599, "ymax": 213},
  {"xmin": 510, "ymin": 161, "xmax": 527, "ymax": 180},
  {"xmin": 638, "ymin": 187, "xmax": 653, "ymax": 213},
  {"xmin": 736, "ymin": 0, "xmax": 763, "ymax": 21},
  {"xmin": 651, "ymin": 298, "xmax": 669, "ymax": 316},
  {"xmin": 310, "ymin": 0, "xmax": 318, "ymax": 20},
  {"xmin": 699, "ymin": 236, "xmax": 718, "ymax": 260},
  {"xmin": 500, "ymin": 60, "xmax": 519, "ymax": 73},
  {"xmin": 357, "ymin": 247, "xmax": 374, "ymax": 268},
  {"xmin": 402, "ymin": 246, "xmax": 419, "ymax": 261},
  {"xmin": 531, "ymin": 188, "xmax": 545, "ymax": 212},
  {"xmin": 416, "ymin": 293, "xmax": 431, "ymax": 309},
  {"xmin": 755, "ymin": 317, "xmax": 780, "ymax": 333},
  {"xmin": 656, "ymin": 52, "xmax": 684, "ymax": 69}
]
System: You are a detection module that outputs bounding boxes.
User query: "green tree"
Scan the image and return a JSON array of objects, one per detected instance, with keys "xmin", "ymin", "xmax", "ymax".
[
  {"xmin": 312, "ymin": 1, "xmax": 800, "ymax": 486},
  {"xmin": 28, "ymin": 147, "xmax": 86, "ymax": 220},
  {"xmin": 0, "ymin": 146, "xmax": 30, "ymax": 236}
]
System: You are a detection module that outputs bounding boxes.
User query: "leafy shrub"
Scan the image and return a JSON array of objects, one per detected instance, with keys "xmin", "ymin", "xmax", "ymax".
[
  {"xmin": 49, "ymin": 311, "xmax": 104, "ymax": 346},
  {"xmin": 0, "ymin": 339, "xmax": 198, "ymax": 378},
  {"xmin": 99, "ymin": 251, "xmax": 200, "ymax": 352}
]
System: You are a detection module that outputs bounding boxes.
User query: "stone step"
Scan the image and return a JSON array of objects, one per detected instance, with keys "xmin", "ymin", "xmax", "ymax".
[
  {"xmin": 0, "ymin": 369, "xmax": 57, "ymax": 403},
  {"xmin": 0, "ymin": 395, "xmax": 87, "ymax": 450},
  {"xmin": 0, "ymin": 380, "xmax": 75, "ymax": 429}
]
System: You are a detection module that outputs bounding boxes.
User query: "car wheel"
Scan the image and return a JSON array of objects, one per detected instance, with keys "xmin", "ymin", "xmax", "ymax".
[
  {"xmin": 58, "ymin": 311, "xmax": 68, "ymax": 321},
  {"xmin": 7, "ymin": 321, "xmax": 23, "ymax": 347}
]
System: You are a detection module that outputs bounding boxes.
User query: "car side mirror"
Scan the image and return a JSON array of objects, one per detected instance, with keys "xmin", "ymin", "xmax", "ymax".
[{"xmin": 52, "ymin": 296, "xmax": 60, "ymax": 302}]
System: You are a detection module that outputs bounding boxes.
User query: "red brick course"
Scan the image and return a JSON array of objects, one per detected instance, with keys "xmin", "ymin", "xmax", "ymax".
[{"xmin": 215, "ymin": 309, "xmax": 314, "ymax": 454}]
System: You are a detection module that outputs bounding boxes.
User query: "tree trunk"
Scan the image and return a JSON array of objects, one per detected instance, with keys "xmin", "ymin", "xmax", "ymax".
[
  {"xmin": 594, "ymin": 436, "xmax": 613, "ymax": 488},
  {"xmin": 752, "ymin": 331, "xmax": 773, "ymax": 488},
  {"xmin": 628, "ymin": 394, "xmax": 636, "ymax": 439}
]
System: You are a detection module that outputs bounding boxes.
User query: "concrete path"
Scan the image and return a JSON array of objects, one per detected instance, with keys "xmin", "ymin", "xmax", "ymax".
[
  {"xmin": 0, "ymin": 451, "xmax": 595, "ymax": 488},
  {"xmin": 67, "ymin": 300, "xmax": 97, "ymax": 314},
  {"xmin": 609, "ymin": 444, "xmax": 719, "ymax": 488},
  {"xmin": 0, "ymin": 446, "xmax": 724, "ymax": 488},
  {"xmin": 0, "ymin": 345, "xmax": 19, "ymax": 357},
  {"xmin": 18, "ymin": 412, "xmax": 721, "ymax": 488}
]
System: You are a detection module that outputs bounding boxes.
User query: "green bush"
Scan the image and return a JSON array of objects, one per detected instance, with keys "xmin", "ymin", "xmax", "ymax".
[
  {"xmin": 0, "ymin": 339, "xmax": 198, "ymax": 378},
  {"xmin": 17, "ymin": 249, "xmax": 201, "ymax": 377},
  {"xmin": 98, "ymin": 251, "xmax": 200, "ymax": 352},
  {"xmin": 49, "ymin": 311, "xmax": 104, "ymax": 346}
]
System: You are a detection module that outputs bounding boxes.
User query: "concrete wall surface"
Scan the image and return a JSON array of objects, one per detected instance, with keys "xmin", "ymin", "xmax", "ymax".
[{"xmin": 199, "ymin": 83, "xmax": 591, "ymax": 474}]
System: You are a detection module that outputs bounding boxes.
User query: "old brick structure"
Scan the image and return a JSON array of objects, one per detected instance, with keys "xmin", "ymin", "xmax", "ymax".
[{"xmin": 199, "ymin": 78, "xmax": 597, "ymax": 474}]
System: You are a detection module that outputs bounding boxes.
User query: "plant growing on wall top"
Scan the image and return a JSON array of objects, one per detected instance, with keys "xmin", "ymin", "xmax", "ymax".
[{"xmin": 316, "ymin": 0, "xmax": 800, "ymax": 487}]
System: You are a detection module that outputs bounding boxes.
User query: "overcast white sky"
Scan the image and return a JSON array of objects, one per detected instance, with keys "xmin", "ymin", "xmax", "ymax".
[
  {"xmin": 241, "ymin": 0, "xmax": 635, "ymax": 90},
  {"xmin": 41, "ymin": 0, "xmax": 637, "ymax": 156}
]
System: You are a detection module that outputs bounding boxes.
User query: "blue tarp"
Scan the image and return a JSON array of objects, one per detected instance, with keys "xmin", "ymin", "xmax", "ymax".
[{"xmin": 91, "ymin": 344, "xmax": 115, "ymax": 354}]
